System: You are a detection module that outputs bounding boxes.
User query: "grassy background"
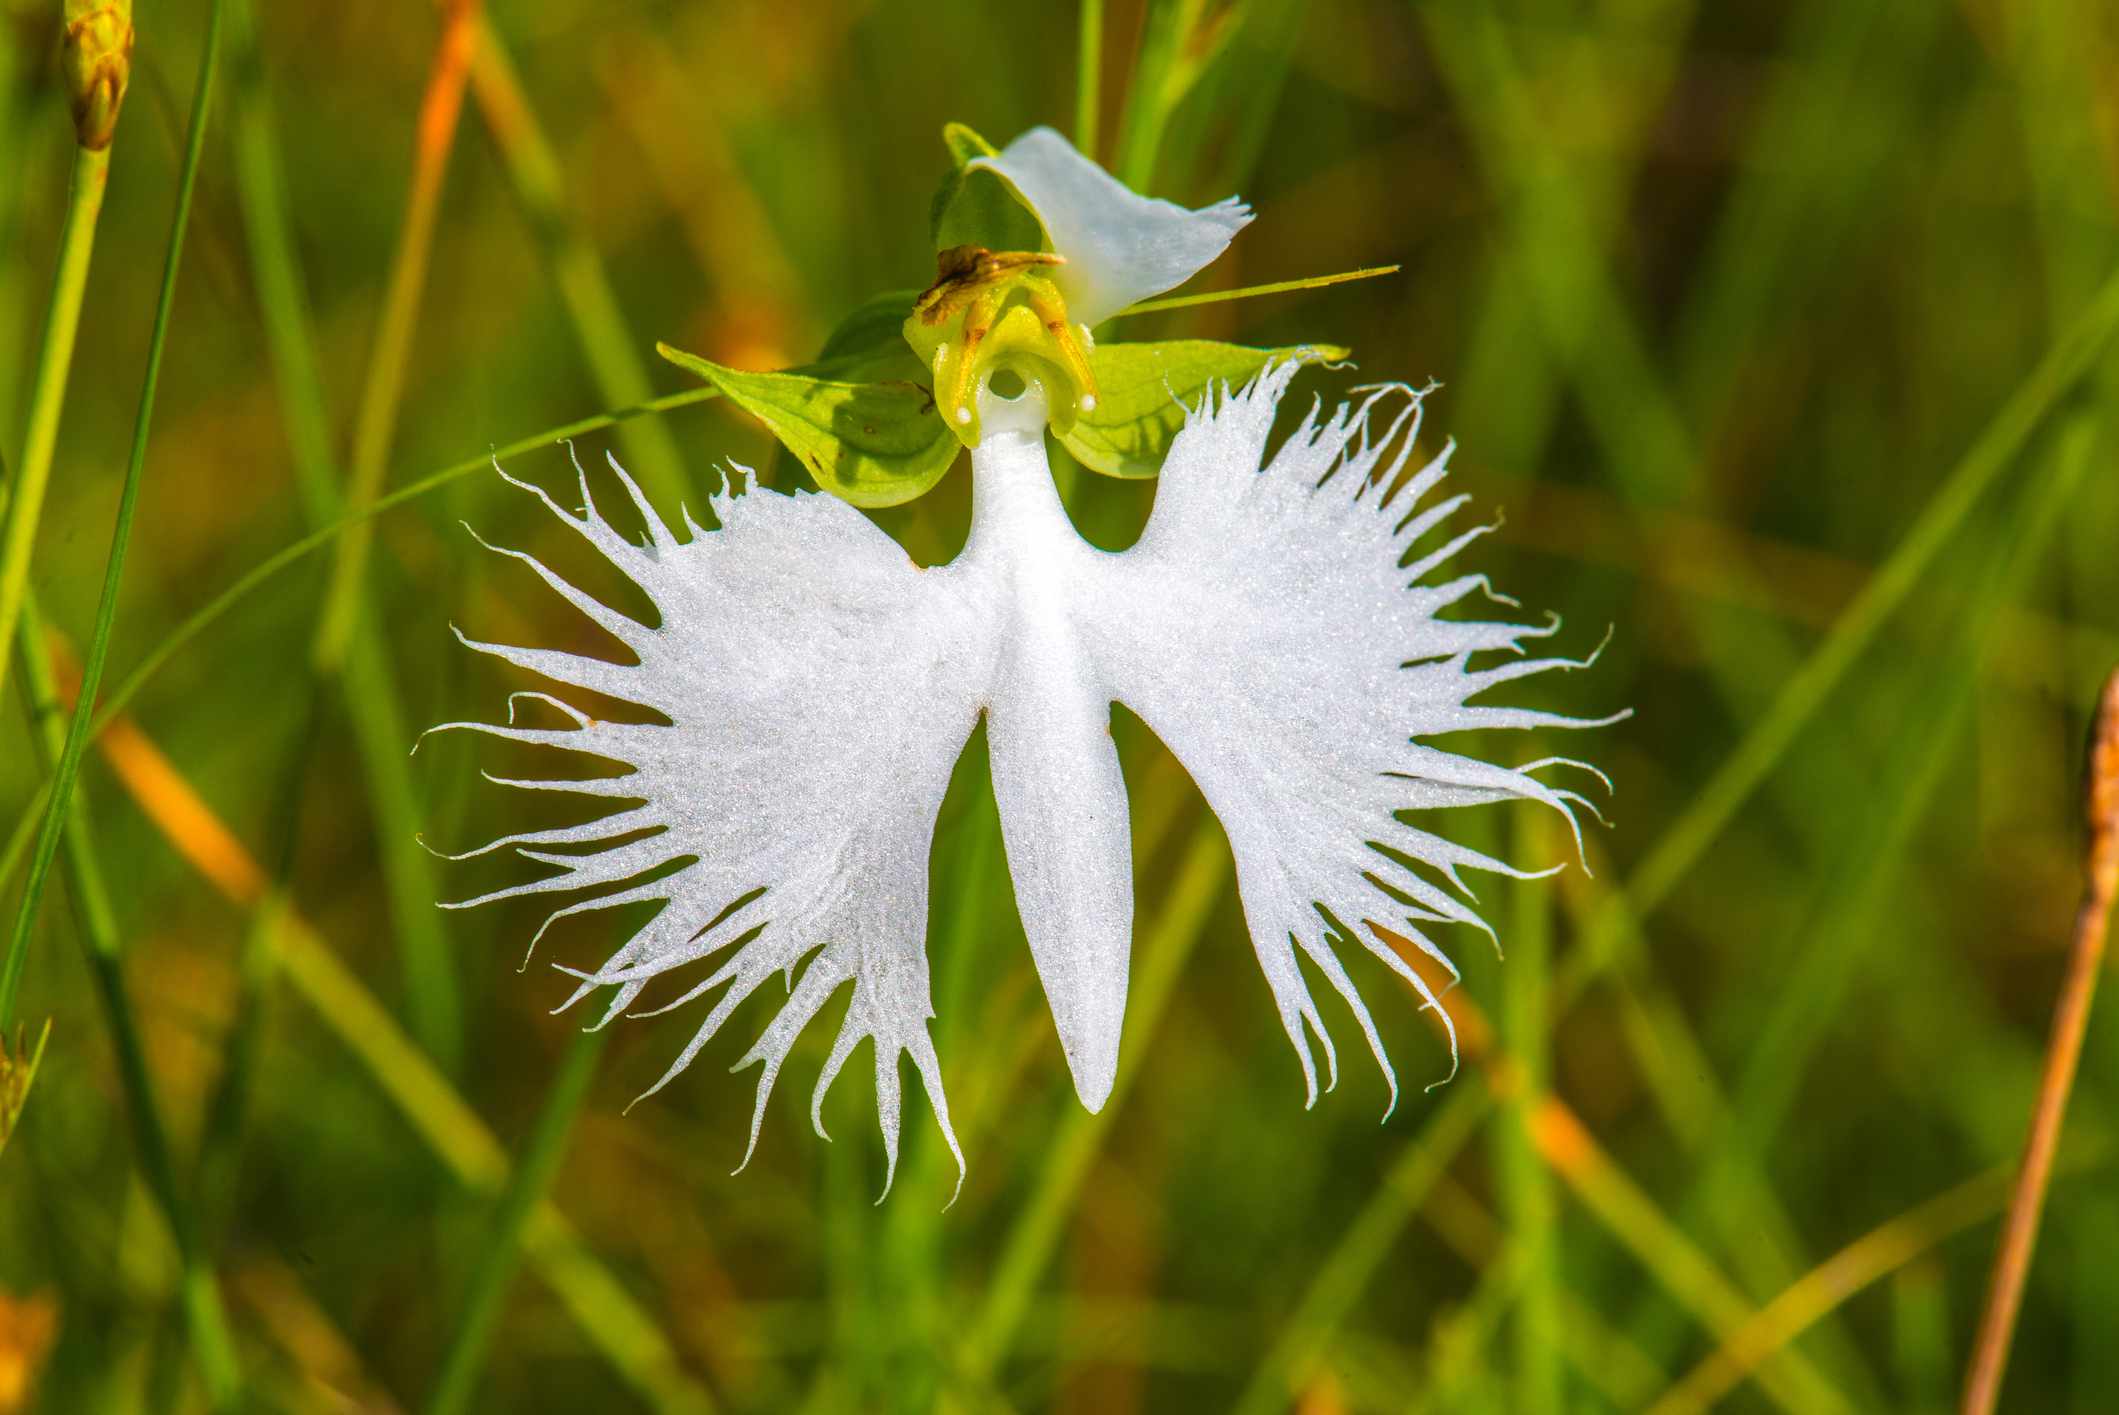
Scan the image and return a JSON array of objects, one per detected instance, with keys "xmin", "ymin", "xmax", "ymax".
[{"xmin": 4, "ymin": 0, "xmax": 2118, "ymax": 1410}]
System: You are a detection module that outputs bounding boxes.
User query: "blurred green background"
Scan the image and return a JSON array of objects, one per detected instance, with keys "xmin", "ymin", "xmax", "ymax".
[{"xmin": 3, "ymin": 0, "xmax": 2118, "ymax": 1410}]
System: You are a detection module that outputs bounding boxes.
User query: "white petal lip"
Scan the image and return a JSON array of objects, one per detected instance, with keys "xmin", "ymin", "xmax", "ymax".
[
  {"xmin": 969, "ymin": 126, "xmax": 1253, "ymax": 325},
  {"xmin": 431, "ymin": 369, "xmax": 1623, "ymax": 1193}
]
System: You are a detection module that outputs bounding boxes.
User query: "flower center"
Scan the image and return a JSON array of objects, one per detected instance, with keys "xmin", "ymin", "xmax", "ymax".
[{"xmin": 902, "ymin": 245, "xmax": 1100, "ymax": 447}]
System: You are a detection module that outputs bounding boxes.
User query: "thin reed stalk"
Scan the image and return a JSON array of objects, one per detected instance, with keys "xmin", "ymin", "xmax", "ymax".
[
  {"xmin": 1961, "ymin": 665, "xmax": 2119, "ymax": 1414},
  {"xmin": 426, "ymin": 1027, "xmax": 607, "ymax": 1415},
  {"xmin": 1, "ymin": 0, "xmax": 222, "ymax": 1025},
  {"xmin": 0, "ymin": 146, "xmax": 106, "ymax": 716},
  {"xmin": 19, "ymin": 604, "xmax": 242, "ymax": 1407}
]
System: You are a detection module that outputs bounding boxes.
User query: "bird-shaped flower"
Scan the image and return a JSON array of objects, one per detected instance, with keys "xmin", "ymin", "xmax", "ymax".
[{"xmin": 425, "ymin": 127, "xmax": 1623, "ymax": 1197}]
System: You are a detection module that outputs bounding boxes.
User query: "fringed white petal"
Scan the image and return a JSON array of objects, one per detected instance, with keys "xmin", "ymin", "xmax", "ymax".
[
  {"xmin": 437, "ymin": 369, "xmax": 1621, "ymax": 1183},
  {"xmin": 1084, "ymin": 364, "xmax": 1626, "ymax": 1106},
  {"xmin": 439, "ymin": 455, "xmax": 989, "ymax": 1197},
  {"xmin": 971, "ymin": 126, "xmax": 1253, "ymax": 325}
]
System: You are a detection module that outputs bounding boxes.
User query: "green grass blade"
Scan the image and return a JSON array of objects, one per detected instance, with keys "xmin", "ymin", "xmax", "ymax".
[
  {"xmin": 469, "ymin": 16, "xmax": 692, "ymax": 510},
  {"xmin": 0, "ymin": 143, "xmax": 108, "ymax": 717},
  {"xmin": 1498, "ymin": 812, "xmax": 1560, "ymax": 1412},
  {"xmin": 1075, "ymin": 0, "xmax": 1104, "ymax": 161},
  {"xmin": 311, "ymin": 1, "xmax": 478, "ymax": 675},
  {"xmin": 2, "ymin": 0, "xmax": 224, "ymax": 1029},
  {"xmin": 1564, "ymin": 258, "xmax": 2119, "ymax": 999},
  {"xmin": 1232, "ymin": 1086, "xmax": 1487, "ymax": 1414},
  {"xmin": 228, "ymin": 0, "xmax": 463, "ymax": 1071},
  {"xmin": 15, "ymin": 597, "xmax": 243, "ymax": 1406},
  {"xmin": 1111, "ymin": 0, "xmax": 1190, "ymax": 192},
  {"xmin": 426, "ymin": 1027, "xmax": 607, "ymax": 1415},
  {"xmin": 959, "ymin": 817, "xmax": 1226, "ymax": 1382}
]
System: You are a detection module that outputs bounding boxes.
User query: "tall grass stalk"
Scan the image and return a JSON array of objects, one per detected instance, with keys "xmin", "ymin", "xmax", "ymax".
[
  {"xmin": 1110, "ymin": 0, "xmax": 1183, "ymax": 193},
  {"xmin": 302, "ymin": 0, "xmax": 483, "ymax": 1072},
  {"xmin": 1498, "ymin": 811, "xmax": 1559, "ymax": 1411},
  {"xmin": 427, "ymin": 1027, "xmax": 607, "ymax": 1415},
  {"xmin": 17, "ymin": 601, "xmax": 242, "ymax": 1407},
  {"xmin": 312, "ymin": 0, "xmax": 479, "ymax": 673},
  {"xmin": 228, "ymin": 0, "xmax": 463, "ymax": 1072},
  {"xmin": 1074, "ymin": 0, "xmax": 1103, "ymax": 160},
  {"xmin": 83, "ymin": 700, "xmax": 715, "ymax": 1411},
  {"xmin": 959, "ymin": 820, "xmax": 1226, "ymax": 1380},
  {"xmin": 1562, "ymin": 258, "xmax": 2119, "ymax": 998},
  {"xmin": 1649, "ymin": 1168, "xmax": 2013, "ymax": 1415},
  {"xmin": 1961, "ymin": 664, "xmax": 2119, "ymax": 1413},
  {"xmin": 467, "ymin": 16, "xmax": 691, "ymax": 509},
  {"xmin": 1, "ymin": 0, "xmax": 222, "ymax": 1027},
  {"xmin": 0, "ymin": 144, "xmax": 108, "ymax": 718}
]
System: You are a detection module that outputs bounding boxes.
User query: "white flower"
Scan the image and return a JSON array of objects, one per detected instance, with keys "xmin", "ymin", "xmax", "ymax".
[
  {"xmin": 969, "ymin": 125, "xmax": 1252, "ymax": 326},
  {"xmin": 425, "ymin": 131, "xmax": 1622, "ymax": 1198}
]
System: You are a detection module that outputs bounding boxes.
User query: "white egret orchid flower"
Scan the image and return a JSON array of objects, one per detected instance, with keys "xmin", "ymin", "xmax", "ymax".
[{"xmin": 427, "ymin": 128, "xmax": 1621, "ymax": 1197}]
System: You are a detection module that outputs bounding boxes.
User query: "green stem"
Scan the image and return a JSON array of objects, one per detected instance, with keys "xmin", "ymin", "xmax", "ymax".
[
  {"xmin": 958, "ymin": 818, "xmax": 1226, "ymax": 1381},
  {"xmin": 228, "ymin": 0, "xmax": 462, "ymax": 1073},
  {"xmin": 0, "ymin": 384, "xmax": 726, "ymax": 903},
  {"xmin": 0, "ymin": 143, "xmax": 108, "ymax": 771},
  {"xmin": 1075, "ymin": 0, "xmax": 1104, "ymax": 160},
  {"xmin": 468, "ymin": 16, "xmax": 692, "ymax": 510},
  {"xmin": 2, "ymin": 0, "xmax": 222, "ymax": 1032},
  {"xmin": 311, "ymin": 0, "xmax": 476, "ymax": 675},
  {"xmin": 267, "ymin": 909, "xmax": 714, "ymax": 1414},
  {"xmin": 1560, "ymin": 256, "xmax": 2119, "ymax": 1006},
  {"xmin": 1111, "ymin": 0, "xmax": 1188, "ymax": 192},
  {"xmin": 426, "ymin": 1027, "xmax": 607, "ymax": 1415},
  {"xmin": 1499, "ymin": 812, "xmax": 1560, "ymax": 1412},
  {"xmin": 1231, "ymin": 1087, "xmax": 1487, "ymax": 1415},
  {"xmin": 14, "ymin": 599, "xmax": 242, "ymax": 1407}
]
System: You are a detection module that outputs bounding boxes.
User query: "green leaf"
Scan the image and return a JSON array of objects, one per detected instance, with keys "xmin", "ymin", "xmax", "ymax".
[
  {"xmin": 657, "ymin": 343, "xmax": 956, "ymax": 508},
  {"xmin": 1060, "ymin": 339, "xmax": 1348, "ymax": 478},
  {"xmin": 815, "ymin": 288, "xmax": 927, "ymax": 383},
  {"xmin": 929, "ymin": 121, "xmax": 1045, "ymax": 254}
]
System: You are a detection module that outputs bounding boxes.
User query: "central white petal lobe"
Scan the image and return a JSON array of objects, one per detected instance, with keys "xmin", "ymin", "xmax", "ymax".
[{"xmin": 967, "ymin": 396, "xmax": 1134, "ymax": 1112}]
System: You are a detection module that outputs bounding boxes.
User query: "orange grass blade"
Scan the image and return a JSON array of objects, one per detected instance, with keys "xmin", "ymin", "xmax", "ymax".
[
  {"xmin": 61, "ymin": 644, "xmax": 718, "ymax": 1415},
  {"xmin": 1376, "ymin": 926, "xmax": 1856, "ymax": 1415},
  {"xmin": 1649, "ymin": 1169, "xmax": 2009, "ymax": 1415},
  {"xmin": 311, "ymin": 0, "xmax": 481, "ymax": 673}
]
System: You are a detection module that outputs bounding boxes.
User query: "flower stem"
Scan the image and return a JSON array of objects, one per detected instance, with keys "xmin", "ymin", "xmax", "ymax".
[
  {"xmin": 1960, "ymin": 665, "xmax": 2119, "ymax": 1414},
  {"xmin": 0, "ymin": 143, "xmax": 108, "ymax": 765}
]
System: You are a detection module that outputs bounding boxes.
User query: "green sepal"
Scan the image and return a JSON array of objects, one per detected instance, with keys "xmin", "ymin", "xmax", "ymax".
[
  {"xmin": 816, "ymin": 289, "xmax": 928, "ymax": 383},
  {"xmin": 1058, "ymin": 340, "xmax": 1349, "ymax": 478},
  {"xmin": 928, "ymin": 122, "xmax": 1044, "ymax": 254},
  {"xmin": 657, "ymin": 343, "xmax": 956, "ymax": 509}
]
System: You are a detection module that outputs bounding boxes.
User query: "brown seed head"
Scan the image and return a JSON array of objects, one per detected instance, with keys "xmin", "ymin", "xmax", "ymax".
[
  {"xmin": 60, "ymin": 0, "xmax": 134, "ymax": 151},
  {"xmin": 2087, "ymin": 667, "xmax": 2119, "ymax": 887}
]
